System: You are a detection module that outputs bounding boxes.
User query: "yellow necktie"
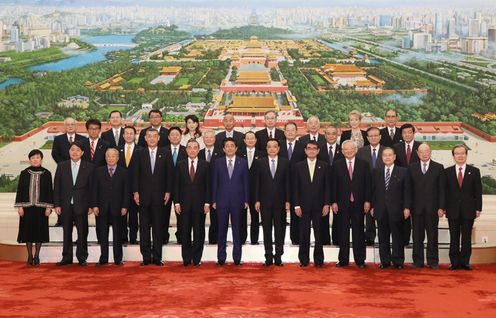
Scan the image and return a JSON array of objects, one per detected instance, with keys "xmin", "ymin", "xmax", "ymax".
[
  {"xmin": 309, "ymin": 161, "xmax": 315, "ymax": 182},
  {"xmin": 125, "ymin": 145, "xmax": 131, "ymax": 167}
]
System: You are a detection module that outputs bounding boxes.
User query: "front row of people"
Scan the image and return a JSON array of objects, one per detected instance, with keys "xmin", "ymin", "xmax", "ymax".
[{"xmin": 15, "ymin": 132, "xmax": 482, "ymax": 270}]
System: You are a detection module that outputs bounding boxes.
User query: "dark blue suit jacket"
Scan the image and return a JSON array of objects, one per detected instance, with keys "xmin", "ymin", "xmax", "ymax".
[{"xmin": 212, "ymin": 156, "xmax": 249, "ymax": 210}]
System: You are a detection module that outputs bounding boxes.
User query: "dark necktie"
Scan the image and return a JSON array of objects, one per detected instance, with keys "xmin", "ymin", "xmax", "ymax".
[
  {"xmin": 108, "ymin": 167, "xmax": 114, "ymax": 177},
  {"xmin": 458, "ymin": 167, "xmax": 463, "ymax": 188},
  {"xmin": 190, "ymin": 160, "xmax": 195, "ymax": 182},
  {"xmin": 328, "ymin": 145, "xmax": 334, "ymax": 165},
  {"xmin": 288, "ymin": 142, "xmax": 293, "ymax": 160},
  {"xmin": 406, "ymin": 144, "xmax": 412, "ymax": 165},
  {"xmin": 269, "ymin": 130, "xmax": 273, "ymax": 139},
  {"xmin": 385, "ymin": 167, "xmax": 391, "ymax": 191},
  {"xmin": 207, "ymin": 149, "xmax": 212, "ymax": 163},
  {"xmin": 372, "ymin": 148, "xmax": 377, "ymax": 169}
]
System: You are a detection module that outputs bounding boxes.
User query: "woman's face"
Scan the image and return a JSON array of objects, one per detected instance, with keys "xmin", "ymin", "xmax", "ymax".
[
  {"xmin": 187, "ymin": 119, "xmax": 198, "ymax": 133},
  {"xmin": 29, "ymin": 154, "xmax": 43, "ymax": 167},
  {"xmin": 349, "ymin": 115, "xmax": 360, "ymax": 129}
]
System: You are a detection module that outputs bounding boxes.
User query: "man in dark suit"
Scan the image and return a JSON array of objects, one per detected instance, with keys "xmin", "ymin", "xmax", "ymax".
[
  {"xmin": 82, "ymin": 119, "xmax": 109, "ymax": 167},
  {"xmin": 239, "ymin": 131, "xmax": 265, "ymax": 245},
  {"xmin": 393, "ymin": 123, "xmax": 420, "ymax": 246},
  {"xmin": 199, "ymin": 129, "xmax": 222, "ymax": 244},
  {"xmin": 444, "ymin": 145, "xmax": 482, "ymax": 270},
  {"xmin": 371, "ymin": 147, "xmax": 411, "ymax": 269},
  {"xmin": 118, "ymin": 126, "xmax": 141, "ymax": 244},
  {"xmin": 255, "ymin": 110, "xmax": 285, "ymax": 151},
  {"xmin": 212, "ymin": 138, "xmax": 249, "ymax": 266},
  {"xmin": 293, "ymin": 141, "xmax": 330, "ymax": 267},
  {"xmin": 356, "ymin": 127, "xmax": 384, "ymax": 246},
  {"xmin": 51, "ymin": 117, "xmax": 86, "ymax": 226},
  {"xmin": 318, "ymin": 125, "xmax": 344, "ymax": 246},
  {"xmin": 137, "ymin": 109, "xmax": 170, "ymax": 148},
  {"xmin": 101, "ymin": 110, "xmax": 125, "ymax": 149},
  {"xmin": 163, "ymin": 126, "xmax": 187, "ymax": 244},
  {"xmin": 332, "ymin": 140, "xmax": 371, "ymax": 268},
  {"xmin": 53, "ymin": 141, "xmax": 95, "ymax": 266},
  {"xmin": 214, "ymin": 113, "xmax": 245, "ymax": 154},
  {"xmin": 133, "ymin": 128, "xmax": 173, "ymax": 266},
  {"xmin": 380, "ymin": 109, "xmax": 402, "ymax": 147},
  {"xmin": 279, "ymin": 122, "xmax": 305, "ymax": 245},
  {"xmin": 51, "ymin": 117, "xmax": 87, "ymax": 164},
  {"xmin": 298, "ymin": 116, "xmax": 326, "ymax": 150},
  {"xmin": 409, "ymin": 143, "xmax": 445, "ymax": 269},
  {"xmin": 92, "ymin": 148, "xmax": 129, "ymax": 266},
  {"xmin": 254, "ymin": 139, "xmax": 291, "ymax": 266},
  {"xmin": 174, "ymin": 139, "xmax": 211, "ymax": 267}
]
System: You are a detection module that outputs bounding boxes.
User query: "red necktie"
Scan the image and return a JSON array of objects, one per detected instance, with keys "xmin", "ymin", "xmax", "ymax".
[
  {"xmin": 348, "ymin": 160, "xmax": 354, "ymax": 202},
  {"xmin": 406, "ymin": 144, "xmax": 411, "ymax": 165},
  {"xmin": 90, "ymin": 140, "xmax": 95, "ymax": 161},
  {"xmin": 189, "ymin": 160, "xmax": 195, "ymax": 182},
  {"xmin": 269, "ymin": 130, "xmax": 273, "ymax": 139},
  {"xmin": 458, "ymin": 167, "xmax": 463, "ymax": 188},
  {"xmin": 108, "ymin": 167, "xmax": 114, "ymax": 177}
]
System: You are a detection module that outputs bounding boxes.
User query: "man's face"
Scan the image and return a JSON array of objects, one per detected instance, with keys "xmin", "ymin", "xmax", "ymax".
[
  {"xmin": 109, "ymin": 112, "xmax": 122, "ymax": 128},
  {"xmin": 325, "ymin": 127, "xmax": 338, "ymax": 144},
  {"xmin": 168, "ymin": 130, "xmax": 182, "ymax": 145},
  {"xmin": 105, "ymin": 151, "xmax": 119, "ymax": 166},
  {"xmin": 203, "ymin": 132, "xmax": 215, "ymax": 147},
  {"xmin": 87, "ymin": 124, "xmax": 100, "ymax": 140},
  {"xmin": 223, "ymin": 115, "xmax": 235, "ymax": 131},
  {"xmin": 69, "ymin": 145, "xmax": 83, "ymax": 161},
  {"xmin": 244, "ymin": 133, "xmax": 257, "ymax": 148},
  {"xmin": 145, "ymin": 131, "xmax": 159, "ymax": 148},
  {"xmin": 65, "ymin": 119, "xmax": 76, "ymax": 134},
  {"xmin": 453, "ymin": 147, "xmax": 467, "ymax": 165},
  {"xmin": 367, "ymin": 129, "xmax": 381, "ymax": 147},
  {"xmin": 223, "ymin": 141, "xmax": 237, "ymax": 157},
  {"xmin": 382, "ymin": 149, "xmax": 396, "ymax": 166},
  {"xmin": 402, "ymin": 128, "xmax": 415, "ymax": 143},
  {"xmin": 385, "ymin": 110, "xmax": 398, "ymax": 127},
  {"xmin": 186, "ymin": 142, "xmax": 200, "ymax": 159},
  {"xmin": 123, "ymin": 128, "xmax": 136, "ymax": 144},
  {"xmin": 149, "ymin": 112, "xmax": 162, "ymax": 127},
  {"xmin": 304, "ymin": 144, "xmax": 320, "ymax": 159},
  {"xmin": 284, "ymin": 124, "xmax": 297, "ymax": 141},
  {"xmin": 307, "ymin": 118, "xmax": 320, "ymax": 134},
  {"xmin": 267, "ymin": 140, "xmax": 280, "ymax": 157},
  {"xmin": 417, "ymin": 144, "xmax": 431, "ymax": 162},
  {"xmin": 265, "ymin": 112, "xmax": 276, "ymax": 129},
  {"xmin": 342, "ymin": 142, "xmax": 357, "ymax": 160}
]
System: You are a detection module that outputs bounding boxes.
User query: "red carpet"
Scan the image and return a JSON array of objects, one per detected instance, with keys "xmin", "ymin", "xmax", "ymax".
[{"xmin": 1, "ymin": 261, "xmax": 495, "ymax": 317}]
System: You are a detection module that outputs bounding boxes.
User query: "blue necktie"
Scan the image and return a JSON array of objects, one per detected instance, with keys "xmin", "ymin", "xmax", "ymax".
[
  {"xmin": 228, "ymin": 160, "xmax": 233, "ymax": 179},
  {"xmin": 385, "ymin": 168, "xmax": 390, "ymax": 191},
  {"xmin": 71, "ymin": 163, "xmax": 78, "ymax": 185},
  {"xmin": 172, "ymin": 148, "xmax": 178, "ymax": 166},
  {"xmin": 288, "ymin": 142, "xmax": 293, "ymax": 160},
  {"xmin": 270, "ymin": 159, "xmax": 276, "ymax": 179},
  {"xmin": 150, "ymin": 150, "xmax": 155, "ymax": 174},
  {"xmin": 372, "ymin": 148, "xmax": 377, "ymax": 169}
]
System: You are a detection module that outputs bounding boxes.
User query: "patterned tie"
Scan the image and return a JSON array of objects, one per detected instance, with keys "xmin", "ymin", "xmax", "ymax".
[
  {"xmin": 458, "ymin": 167, "xmax": 463, "ymax": 188},
  {"xmin": 329, "ymin": 145, "xmax": 334, "ymax": 165},
  {"xmin": 125, "ymin": 145, "xmax": 131, "ymax": 167},
  {"xmin": 69, "ymin": 135, "xmax": 73, "ymax": 143},
  {"xmin": 270, "ymin": 159, "xmax": 276, "ymax": 179},
  {"xmin": 207, "ymin": 149, "xmax": 212, "ymax": 163},
  {"xmin": 385, "ymin": 167, "xmax": 391, "ymax": 191},
  {"xmin": 90, "ymin": 140, "xmax": 95, "ymax": 161},
  {"xmin": 372, "ymin": 148, "xmax": 377, "ymax": 169},
  {"xmin": 228, "ymin": 159, "xmax": 233, "ymax": 179},
  {"xmin": 269, "ymin": 130, "xmax": 273, "ymax": 139},
  {"xmin": 288, "ymin": 142, "xmax": 293, "ymax": 160},
  {"xmin": 406, "ymin": 144, "xmax": 412, "ymax": 165},
  {"xmin": 114, "ymin": 129, "xmax": 119, "ymax": 146},
  {"xmin": 172, "ymin": 148, "xmax": 178, "ymax": 166},
  {"xmin": 348, "ymin": 160, "xmax": 354, "ymax": 202},
  {"xmin": 190, "ymin": 160, "xmax": 195, "ymax": 182},
  {"xmin": 422, "ymin": 163, "xmax": 427, "ymax": 174},
  {"xmin": 390, "ymin": 128, "xmax": 394, "ymax": 140},
  {"xmin": 150, "ymin": 150, "xmax": 155, "ymax": 174},
  {"xmin": 108, "ymin": 167, "xmax": 114, "ymax": 177}
]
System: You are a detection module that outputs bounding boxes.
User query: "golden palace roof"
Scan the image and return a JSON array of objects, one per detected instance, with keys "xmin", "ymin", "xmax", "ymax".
[
  {"xmin": 236, "ymin": 72, "xmax": 271, "ymax": 84},
  {"xmin": 229, "ymin": 96, "xmax": 278, "ymax": 113},
  {"xmin": 323, "ymin": 64, "xmax": 366, "ymax": 75},
  {"xmin": 160, "ymin": 66, "xmax": 182, "ymax": 74}
]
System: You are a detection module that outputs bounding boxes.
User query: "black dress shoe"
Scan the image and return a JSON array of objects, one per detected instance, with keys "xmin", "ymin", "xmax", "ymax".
[
  {"xmin": 251, "ymin": 242, "xmax": 259, "ymax": 245},
  {"xmin": 183, "ymin": 261, "xmax": 191, "ymax": 267},
  {"xmin": 114, "ymin": 261, "xmax": 124, "ymax": 266},
  {"xmin": 96, "ymin": 261, "xmax": 108, "ymax": 266},
  {"xmin": 56, "ymin": 260, "xmax": 73, "ymax": 266},
  {"xmin": 263, "ymin": 261, "xmax": 273, "ymax": 267},
  {"xmin": 461, "ymin": 265, "xmax": 473, "ymax": 271},
  {"xmin": 429, "ymin": 264, "xmax": 439, "ymax": 270},
  {"xmin": 274, "ymin": 258, "xmax": 283, "ymax": 266},
  {"xmin": 194, "ymin": 262, "xmax": 201, "ymax": 267},
  {"xmin": 154, "ymin": 261, "xmax": 164, "ymax": 266},
  {"xmin": 412, "ymin": 263, "xmax": 424, "ymax": 269},
  {"xmin": 216, "ymin": 261, "xmax": 225, "ymax": 266},
  {"xmin": 315, "ymin": 263, "xmax": 323, "ymax": 268},
  {"xmin": 379, "ymin": 264, "xmax": 390, "ymax": 269},
  {"xmin": 234, "ymin": 261, "xmax": 242, "ymax": 266},
  {"xmin": 366, "ymin": 241, "xmax": 375, "ymax": 246},
  {"xmin": 336, "ymin": 262, "xmax": 349, "ymax": 267},
  {"xmin": 357, "ymin": 263, "xmax": 367, "ymax": 269},
  {"xmin": 449, "ymin": 265, "xmax": 458, "ymax": 270},
  {"xmin": 395, "ymin": 264, "xmax": 404, "ymax": 269},
  {"xmin": 140, "ymin": 261, "xmax": 151, "ymax": 266},
  {"xmin": 79, "ymin": 261, "xmax": 88, "ymax": 266},
  {"xmin": 300, "ymin": 263, "xmax": 309, "ymax": 267},
  {"xmin": 291, "ymin": 241, "xmax": 300, "ymax": 245},
  {"xmin": 129, "ymin": 240, "xmax": 138, "ymax": 245},
  {"xmin": 275, "ymin": 262, "xmax": 284, "ymax": 267}
]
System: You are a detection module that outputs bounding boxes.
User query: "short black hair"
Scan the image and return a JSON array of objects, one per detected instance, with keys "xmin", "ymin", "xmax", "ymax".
[
  {"xmin": 85, "ymin": 119, "xmax": 102, "ymax": 130},
  {"xmin": 451, "ymin": 144, "xmax": 468, "ymax": 156},
  {"xmin": 169, "ymin": 126, "xmax": 182, "ymax": 135},
  {"xmin": 222, "ymin": 137, "xmax": 237, "ymax": 148},
  {"xmin": 149, "ymin": 109, "xmax": 163, "ymax": 118},
  {"xmin": 266, "ymin": 138, "xmax": 280, "ymax": 147},
  {"xmin": 28, "ymin": 149, "xmax": 43, "ymax": 159},
  {"xmin": 108, "ymin": 110, "xmax": 122, "ymax": 118},
  {"xmin": 400, "ymin": 123, "xmax": 415, "ymax": 133},
  {"xmin": 366, "ymin": 126, "xmax": 381, "ymax": 135},
  {"xmin": 123, "ymin": 125, "xmax": 136, "ymax": 134},
  {"xmin": 70, "ymin": 140, "xmax": 85, "ymax": 151},
  {"xmin": 305, "ymin": 140, "xmax": 320, "ymax": 149}
]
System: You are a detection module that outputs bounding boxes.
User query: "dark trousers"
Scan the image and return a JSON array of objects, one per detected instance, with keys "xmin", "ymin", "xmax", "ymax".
[
  {"xmin": 181, "ymin": 206, "xmax": 206, "ymax": 265},
  {"xmin": 338, "ymin": 201, "xmax": 366, "ymax": 265},
  {"xmin": 412, "ymin": 210, "xmax": 439, "ymax": 266},
  {"xmin": 240, "ymin": 203, "xmax": 260, "ymax": 244},
  {"xmin": 139, "ymin": 204, "xmax": 163, "ymax": 262},
  {"xmin": 448, "ymin": 217, "xmax": 474, "ymax": 267},
  {"xmin": 290, "ymin": 206, "xmax": 300, "ymax": 245},
  {"xmin": 365, "ymin": 213, "xmax": 376, "ymax": 244},
  {"xmin": 403, "ymin": 216, "xmax": 412, "ymax": 245},
  {"xmin": 162, "ymin": 200, "xmax": 174, "ymax": 244},
  {"xmin": 261, "ymin": 205, "xmax": 285, "ymax": 262},
  {"xmin": 320, "ymin": 214, "xmax": 331, "ymax": 245},
  {"xmin": 298, "ymin": 208, "xmax": 324, "ymax": 265},
  {"xmin": 377, "ymin": 215, "xmax": 405, "ymax": 266},
  {"xmin": 97, "ymin": 208, "xmax": 123, "ymax": 263},
  {"xmin": 61, "ymin": 205, "xmax": 88, "ymax": 263},
  {"xmin": 208, "ymin": 208, "xmax": 218, "ymax": 244},
  {"xmin": 122, "ymin": 199, "xmax": 139, "ymax": 242},
  {"xmin": 217, "ymin": 206, "xmax": 242, "ymax": 263},
  {"xmin": 331, "ymin": 212, "xmax": 340, "ymax": 246}
]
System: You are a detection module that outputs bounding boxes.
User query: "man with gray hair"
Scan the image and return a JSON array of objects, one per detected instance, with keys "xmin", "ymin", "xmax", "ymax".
[{"xmin": 298, "ymin": 116, "xmax": 326, "ymax": 150}]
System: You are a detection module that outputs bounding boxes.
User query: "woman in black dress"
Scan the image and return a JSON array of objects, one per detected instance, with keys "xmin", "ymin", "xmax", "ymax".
[{"xmin": 14, "ymin": 149, "xmax": 53, "ymax": 266}]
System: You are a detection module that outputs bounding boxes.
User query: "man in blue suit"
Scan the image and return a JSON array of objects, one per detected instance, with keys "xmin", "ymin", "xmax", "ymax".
[{"xmin": 212, "ymin": 137, "xmax": 249, "ymax": 266}]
